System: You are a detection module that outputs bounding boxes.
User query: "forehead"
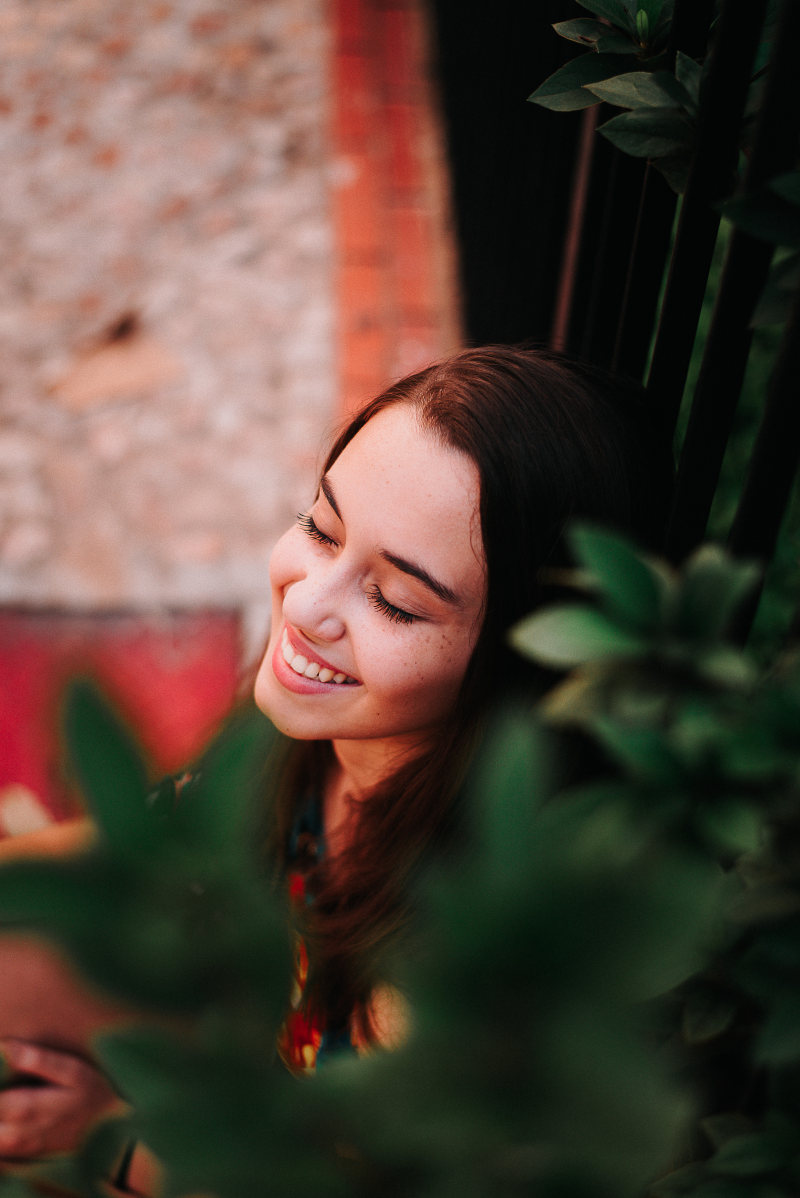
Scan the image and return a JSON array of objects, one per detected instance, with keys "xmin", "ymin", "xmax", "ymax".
[{"xmin": 327, "ymin": 405, "xmax": 485, "ymax": 594}]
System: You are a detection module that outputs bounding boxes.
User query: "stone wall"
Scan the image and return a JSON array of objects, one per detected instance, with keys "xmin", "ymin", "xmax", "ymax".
[{"xmin": 0, "ymin": 0, "xmax": 336, "ymax": 648}]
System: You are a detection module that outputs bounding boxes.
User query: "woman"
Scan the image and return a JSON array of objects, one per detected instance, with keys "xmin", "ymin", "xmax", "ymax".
[
  {"xmin": 0, "ymin": 346, "xmax": 673, "ymax": 1176},
  {"xmin": 254, "ymin": 344, "xmax": 672, "ymax": 1069}
]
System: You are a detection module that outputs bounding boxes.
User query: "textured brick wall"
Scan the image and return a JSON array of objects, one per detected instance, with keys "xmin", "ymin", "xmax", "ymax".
[
  {"xmin": 0, "ymin": 0, "xmax": 459, "ymax": 654},
  {"xmin": 332, "ymin": 0, "xmax": 461, "ymax": 415},
  {"xmin": 0, "ymin": 0, "xmax": 461, "ymax": 827},
  {"xmin": 0, "ymin": 0, "xmax": 335, "ymax": 641}
]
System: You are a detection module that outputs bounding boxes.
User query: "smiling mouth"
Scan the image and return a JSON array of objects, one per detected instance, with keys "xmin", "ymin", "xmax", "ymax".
[{"xmin": 281, "ymin": 629, "xmax": 358, "ymax": 685}]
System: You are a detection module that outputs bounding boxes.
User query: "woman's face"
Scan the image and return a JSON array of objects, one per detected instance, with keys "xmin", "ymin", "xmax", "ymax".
[{"xmin": 254, "ymin": 404, "xmax": 486, "ymax": 760}]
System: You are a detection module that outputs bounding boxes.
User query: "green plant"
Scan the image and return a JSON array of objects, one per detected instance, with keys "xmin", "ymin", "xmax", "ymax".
[
  {"xmin": 2, "ymin": 527, "xmax": 800, "ymax": 1196},
  {"xmin": 530, "ymin": 1, "xmax": 800, "ymax": 652},
  {"xmin": 678, "ymin": 220, "xmax": 799, "ymax": 663},
  {"xmin": 724, "ymin": 170, "xmax": 800, "ymax": 329},
  {"xmin": 0, "ymin": 677, "xmax": 696, "ymax": 1198},
  {"xmin": 530, "ymin": 2, "xmax": 799, "ymax": 305},
  {"xmin": 514, "ymin": 525, "xmax": 800, "ymax": 1198},
  {"xmin": 528, "ymin": 0, "xmax": 702, "ymax": 193}
]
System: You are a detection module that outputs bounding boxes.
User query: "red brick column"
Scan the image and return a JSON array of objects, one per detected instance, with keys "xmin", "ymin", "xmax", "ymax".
[{"xmin": 331, "ymin": 0, "xmax": 461, "ymax": 416}]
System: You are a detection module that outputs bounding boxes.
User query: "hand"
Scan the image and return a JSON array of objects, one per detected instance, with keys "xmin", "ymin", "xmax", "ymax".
[{"xmin": 0, "ymin": 1039, "xmax": 121, "ymax": 1161}]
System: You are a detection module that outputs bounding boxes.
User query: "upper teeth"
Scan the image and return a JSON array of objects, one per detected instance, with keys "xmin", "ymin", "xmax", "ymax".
[{"xmin": 282, "ymin": 631, "xmax": 356, "ymax": 684}]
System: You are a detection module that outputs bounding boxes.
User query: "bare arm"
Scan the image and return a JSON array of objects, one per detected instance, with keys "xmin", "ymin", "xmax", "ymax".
[
  {"xmin": 0, "ymin": 1038, "xmax": 121, "ymax": 1161},
  {"xmin": 0, "ymin": 820, "xmax": 142, "ymax": 1180},
  {"xmin": 0, "ymin": 816, "xmax": 95, "ymax": 864}
]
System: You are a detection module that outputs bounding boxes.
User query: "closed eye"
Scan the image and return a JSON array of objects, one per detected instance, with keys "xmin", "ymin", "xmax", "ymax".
[
  {"xmin": 367, "ymin": 584, "xmax": 416, "ymax": 625},
  {"xmin": 296, "ymin": 511, "xmax": 337, "ymax": 548},
  {"xmin": 297, "ymin": 511, "xmax": 415, "ymax": 624}
]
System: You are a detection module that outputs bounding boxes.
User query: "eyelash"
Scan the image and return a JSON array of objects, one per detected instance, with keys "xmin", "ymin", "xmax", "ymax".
[
  {"xmin": 367, "ymin": 585, "xmax": 416, "ymax": 625},
  {"xmin": 296, "ymin": 511, "xmax": 337, "ymax": 547},
  {"xmin": 296, "ymin": 512, "xmax": 417, "ymax": 626}
]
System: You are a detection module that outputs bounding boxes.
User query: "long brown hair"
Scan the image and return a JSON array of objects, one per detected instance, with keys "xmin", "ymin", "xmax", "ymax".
[{"xmin": 269, "ymin": 345, "xmax": 673, "ymax": 1037}]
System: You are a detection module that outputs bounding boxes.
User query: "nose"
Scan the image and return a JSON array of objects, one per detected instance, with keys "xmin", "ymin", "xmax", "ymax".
[{"xmin": 281, "ymin": 566, "xmax": 347, "ymax": 644}]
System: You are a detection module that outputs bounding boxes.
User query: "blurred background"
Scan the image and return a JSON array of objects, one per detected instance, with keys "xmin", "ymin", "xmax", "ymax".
[
  {"xmin": 0, "ymin": 0, "xmax": 578, "ymax": 826},
  {"xmin": 0, "ymin": 0, "xmax": 471, "ymax": 825}
]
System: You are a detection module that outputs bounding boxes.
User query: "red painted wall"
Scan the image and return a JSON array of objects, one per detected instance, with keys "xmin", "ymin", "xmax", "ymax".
[{"xmin": 0, "ymin": 610, "xmax": 242, "ymax": 828}]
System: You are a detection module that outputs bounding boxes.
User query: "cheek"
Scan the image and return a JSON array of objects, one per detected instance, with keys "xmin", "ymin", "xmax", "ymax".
[
  {"xmin": 389, "ymin": 628, "xmax": 476, "ymax": 709},
  {"xmin": 430, "ymin": 623, "xmax": 482, "ymax": 708},
  {"xmin": 439, "ymin": 636, "xmax": 476, "ymax": 697}
]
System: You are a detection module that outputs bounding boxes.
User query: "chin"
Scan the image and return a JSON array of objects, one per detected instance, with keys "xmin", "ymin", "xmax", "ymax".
[{"xmin": 253, "ymin": 660, "xmax": 331, "ymax": 741}]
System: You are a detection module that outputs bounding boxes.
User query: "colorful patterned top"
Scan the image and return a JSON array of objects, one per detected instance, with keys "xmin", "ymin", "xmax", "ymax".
[{"xmin": 276, "ymin": 796, "xmax": 354, "ymax": 1075}]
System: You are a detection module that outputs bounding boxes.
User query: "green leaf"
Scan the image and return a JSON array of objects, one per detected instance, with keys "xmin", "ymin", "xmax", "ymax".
[
  {"xmin": 575, "ymin": 0, "xmax": 637, "ymax": 34},
  {"xmin": 468, "ymin": 711, "xmax": 553, "ymax": 887},
  {"xmin": 598, "ymin": 106, "xmax": 694, "ymax": 160},
  {"xmin": 590, "ymin": 717, "xmax": 683, "ymax": 785},
  {"xmin": 756, "ymin": 992, "xmax": 800, "ymax": 1065},
  {"xmin": 0, "ymin": 858, "xmax": 106, "ymax": 932},
  {"xmin": 695, "ymin": 800, "xmax": 763, "ymax": 857},
  {"xmin": 694, "ymin": 646, "xmax": 758, "ymax": 690},
  {"xmin": 623, "ymin": 853, "xmax": 729, "ymax": 997},
  {"xmin": 652, "ymin": 0, "xmax": 675, "ymax": 37},
  {"xmin": 701, "ymin": 1113, "xmax": 755, "ymax": 1149},
  {"xmin": 172, "ymin": 704, "xmax": 278, "ymax": 865},
  {"xmin": 586, "ymin": 69, "xmax": 692, "ymax": 110},
  {"xmin": 753, "ymin": 251, "xmax": 800, "ymax": 327},
  {"xmin": 597, "ymin": 31, "xmax": 641, "ymax": 53},
  {"xmin": 0, "ymin": 1177, "xmax": 56, "ymax": 1198},
  {"xmin": 682, "ymin": 987, "xmax": 738, "ymax": 1045},
  {"xmin": 635, "ymin": 0, "xmax": 672, "ymax": 48},
  {"xmin": 676, "ymin": 546, "xmax": 761, "ymax": 641},
  {"xmin": 653, "ymin": 153, "xmax": 691, "ymax": 195},
  {"xmin": 528, "ymin": 53, "xmax": 636, "ymax": 112},
  {"xmin": 540, "ymin": 662, "xmax": 617, "ymax": 724},
  {"xmin": 95, "ymin": 1028, "xmax": 334, "ymax": 1198},
  {"xmin": 510, "ymin": 605, "xmax": 646, "ymax": 667},
  {"xmin": 63, "ymin": 679, "xmax": 150, "ymax": 852},
  {"xmin": 709, "ymin": 1130, "xmax": 793, "ymax": 1177},
  {"xmin": 551, "ymin": 17, "xmax": 638, "ymax": 54},
  {"xmin": 674, "ymin": 51, "xmax": 702, "ymax": 110},
  {"xmin": 770, "ymin": 170, "xmax": 800, "ymax": 207},
  {"xmin": 596, "ymin": 31, "xmax": 641, "ymax": 53},
  {"xmin": 569, "ymin": 523, "xmax": 669, "ymax": 631},
  {"xmin": 724, "ymin": 181, "xmax": 800, "ymax": 251},
  {"xmin": 650, "ymin": 1161, "xmax": 709, "ymax": 1196},
  {"xmin": 552, "ymin": 18, "xmax": 612, "ymax": 46},
  {"xmin": 723, "ymin": 729, "xmax": 787, "ymax": 780}
]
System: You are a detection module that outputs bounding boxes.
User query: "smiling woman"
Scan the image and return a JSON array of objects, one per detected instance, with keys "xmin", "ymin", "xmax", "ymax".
[
  {"xmin": 253, "ymin": 343, "xmax": 674, "ymax": 1071},
  {"xmin": 255, "ymin": 404, "xmax": 485, "ymax": 753},
  {"xmin": 0, "ymin": 344, "xmax": 674, "ymax": 1177}
]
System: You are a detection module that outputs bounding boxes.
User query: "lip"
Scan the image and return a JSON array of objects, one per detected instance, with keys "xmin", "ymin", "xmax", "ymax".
[
  {"xmin": 284, "ymin": 624, "xmax": 357, "ymax": 679},
  {"xmin": 271, "ymin": 623, "xmax": 361, "ymax": 695}
]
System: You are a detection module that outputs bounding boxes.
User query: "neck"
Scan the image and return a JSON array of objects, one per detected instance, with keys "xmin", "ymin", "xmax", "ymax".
[
  {"xmin": 331, "ymin": 733, "xmax": 430, "ymax": 795},
  {"xmin": 323, "ymin": 734, "xmax": 430, "ymax": 853}
]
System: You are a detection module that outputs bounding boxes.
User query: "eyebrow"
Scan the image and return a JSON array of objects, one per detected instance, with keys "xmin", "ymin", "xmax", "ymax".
[
  {"xmin": 319, "ymin": 475, "xmax": 461, "ymax": 607},
  {"xmin": 380, "ymin": 550, "xmax": 460, "ymax": 606},
  {"xmin": 320, "ymin": 476, "xmax": 341, "ymax": 519}
]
